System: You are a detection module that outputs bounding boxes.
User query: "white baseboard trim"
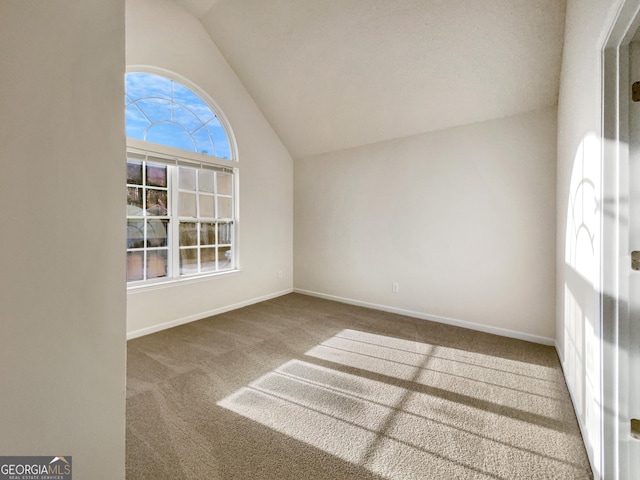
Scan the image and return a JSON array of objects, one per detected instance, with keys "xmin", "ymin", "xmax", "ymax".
[
  {"xmin": 294, "ymin": 288, "xmax": 555, "ymax": 346},
  {"xmin": 127, "ymin": 288, "xmax": 294, "ymax": 340}
]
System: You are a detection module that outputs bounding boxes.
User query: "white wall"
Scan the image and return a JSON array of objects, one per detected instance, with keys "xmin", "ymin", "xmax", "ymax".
[
  {"xmin": 126, "ymin": 0, "xmax": 293, "ymax": 337},
  {"xmin": 0, "ymin": 1, "xmax": 126, "ymax": 478},
  {"xmin": 295, "ymin": 107, "xmax": 557, "ymax": 342},
  {"xmin": 556, "ymin": 0, "xmax": 622, "ymax": 477}
]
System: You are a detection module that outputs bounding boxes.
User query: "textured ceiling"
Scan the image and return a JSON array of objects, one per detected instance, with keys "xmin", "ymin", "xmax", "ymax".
[{"xmin": 181, "ymin": 0, "xmax": 566, "ymax": 159}]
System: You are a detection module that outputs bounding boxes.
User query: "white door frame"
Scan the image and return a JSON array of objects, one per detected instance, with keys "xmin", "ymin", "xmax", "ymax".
[{"xmin": 602, "ymin": 1, "xmax": 640, "ymax": 478}]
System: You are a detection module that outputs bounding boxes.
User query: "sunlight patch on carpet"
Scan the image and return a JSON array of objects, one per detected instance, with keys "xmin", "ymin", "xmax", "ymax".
[{"xmin": 217, "ymin": 330, "xmax": 589, "ymax": 479}]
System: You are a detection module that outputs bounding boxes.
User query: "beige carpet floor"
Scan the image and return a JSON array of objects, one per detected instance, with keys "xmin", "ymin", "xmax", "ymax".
[{"xmin": 126, "ymin": 293, "xmax": 593, "ymax": 479}]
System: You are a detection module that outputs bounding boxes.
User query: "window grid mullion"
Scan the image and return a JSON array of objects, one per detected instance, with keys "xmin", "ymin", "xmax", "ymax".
[
  {"xmin": 170, "ymin": 166, "xmax": 180, "ymax": 278},
  {"xmin": 141, "ymin": 165, "xmax": 147, "ymax": 282},
  {"xmin": 196, "ymin": 169, "xmax": 201, "ymax": 275}
]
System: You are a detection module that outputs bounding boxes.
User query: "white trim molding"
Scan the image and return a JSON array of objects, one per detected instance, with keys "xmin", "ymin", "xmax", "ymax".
[
  {"xmin": 294, "ymin": 288, "xmax": 555, "ymax": 346},
  {"xmin": 127, "ymin": 288, "xmax": 293, "ymax": 340},
  {"xmin": 599, "ymin": 1, "xmax": 640, "ymax": 478}
]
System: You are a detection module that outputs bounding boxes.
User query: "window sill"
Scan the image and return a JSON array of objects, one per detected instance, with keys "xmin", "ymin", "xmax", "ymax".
[{"xmin": 127, "ymin": 268, "xmax": 241, "ymax": 294}]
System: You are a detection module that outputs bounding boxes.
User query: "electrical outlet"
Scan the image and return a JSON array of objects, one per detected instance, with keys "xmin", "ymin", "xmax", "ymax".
[
  {"xmin": 392, "ymin": 282, "xmax": 400, "ymax": 293},
  {"xmin": 278, "ymin": 270, "xmax": 283, "ymax": 279}
]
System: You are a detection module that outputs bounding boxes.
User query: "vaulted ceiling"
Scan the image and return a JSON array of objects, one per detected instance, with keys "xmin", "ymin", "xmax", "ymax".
[{"xmin": 173, "ymin": 0, "xmax": 566, "ymax": 159}]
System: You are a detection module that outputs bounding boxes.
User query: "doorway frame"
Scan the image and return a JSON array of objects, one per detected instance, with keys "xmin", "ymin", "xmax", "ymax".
[{"xmin": 601, "ymin": 1, "xmax": 640, "ymax": 478}]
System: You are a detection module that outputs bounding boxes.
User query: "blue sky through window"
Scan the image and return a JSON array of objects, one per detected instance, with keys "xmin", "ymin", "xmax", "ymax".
[{"xmin": 125, "ymin": 73, "xmax": 232, "ymax": 159}]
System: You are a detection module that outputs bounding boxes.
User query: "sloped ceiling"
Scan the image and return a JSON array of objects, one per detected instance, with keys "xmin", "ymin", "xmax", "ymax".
[{"xmin": 176, "ymin": 0, "xmax": 566, "ymax": 159}]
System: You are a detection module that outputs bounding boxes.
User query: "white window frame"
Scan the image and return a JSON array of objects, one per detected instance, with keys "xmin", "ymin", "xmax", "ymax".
[{"xmin": 126, "ymin": 138, "xmax": 240, "ymax": 290}]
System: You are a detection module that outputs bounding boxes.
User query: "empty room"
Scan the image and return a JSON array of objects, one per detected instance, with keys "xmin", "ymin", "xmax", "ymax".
[{"xmin": 2, "ymin": 0, "xmax": 639, "ymax": 479}]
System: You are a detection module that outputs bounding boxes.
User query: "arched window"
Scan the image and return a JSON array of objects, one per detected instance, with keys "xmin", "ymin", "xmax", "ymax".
[
  {"xmin": 125, "ymin": 72, "xmax": 233, "ymax": 160},
  {"xmin": 125, "ymin": 71, "xmax": 238, "ymax": 285}
]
